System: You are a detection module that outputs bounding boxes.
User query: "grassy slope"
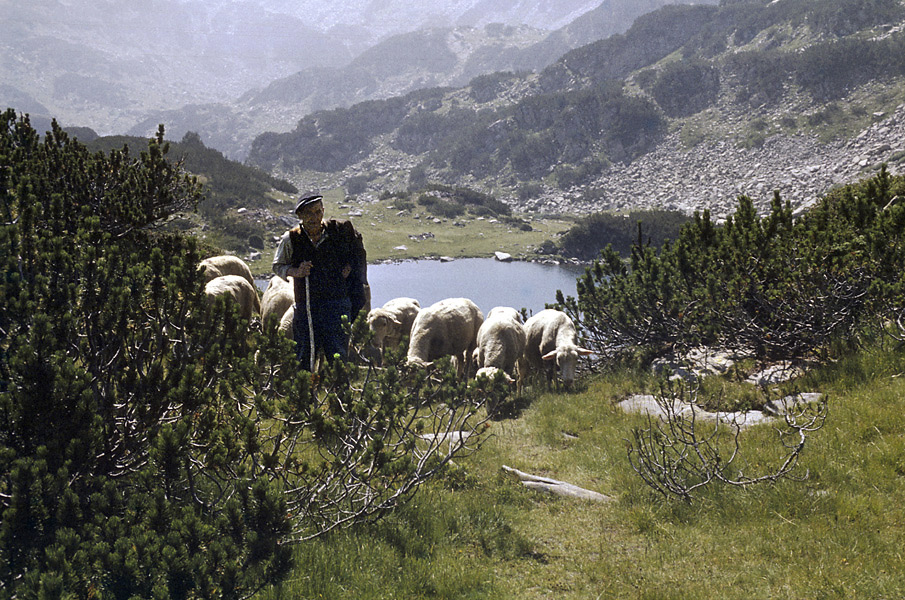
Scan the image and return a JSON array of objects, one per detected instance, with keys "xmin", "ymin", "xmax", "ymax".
[
  {"xmin": 244, "ymin": 189, "xmax": 574, "ymax": 272},
  {"xmin": 260, "ymin": 342, "xmax": 905, "ymax": 599}
]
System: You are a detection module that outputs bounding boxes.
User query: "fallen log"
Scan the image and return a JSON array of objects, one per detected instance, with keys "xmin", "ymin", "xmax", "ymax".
[{"xmin": 501, "ymin": 465, "xmax": 612, "ymax": 502}]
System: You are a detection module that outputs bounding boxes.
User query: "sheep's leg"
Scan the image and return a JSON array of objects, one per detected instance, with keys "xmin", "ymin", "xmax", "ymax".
[{"xmin": 516, "ymin": 356, "xmax": 528, "ymax": 396}]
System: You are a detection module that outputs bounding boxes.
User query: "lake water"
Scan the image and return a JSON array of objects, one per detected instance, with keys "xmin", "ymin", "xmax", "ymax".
[
  {"xmin": 258, "ymin": 258, "xmax": 586, "ymax": 316},
  {"xmin": 366, "ymin": 258, "xmax": 584, "ymax": 316},
  {"xmin": 258, "ymin": 258, "xmax": 585, "ymax": 316}
]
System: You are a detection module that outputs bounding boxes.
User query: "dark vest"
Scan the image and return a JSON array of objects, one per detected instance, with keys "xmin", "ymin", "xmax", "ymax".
[{"xmin": 289, "ymin": 219, "xmax": 367, "ymax": 317}]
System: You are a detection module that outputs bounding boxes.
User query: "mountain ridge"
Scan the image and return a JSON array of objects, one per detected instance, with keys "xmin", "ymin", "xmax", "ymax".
[
  {"xmin": 244, "ymin": 0, "xmax": 905, "ymax": 220},
  {"xmin": 2, "ymin": 0, "xmax": 708, "ymax": 160}
]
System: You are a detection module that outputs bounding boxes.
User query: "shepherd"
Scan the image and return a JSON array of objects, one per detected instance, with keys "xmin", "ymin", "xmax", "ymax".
[{"xmin": 272, "ymin": 194, "xmax": 368, "ymax": 370}]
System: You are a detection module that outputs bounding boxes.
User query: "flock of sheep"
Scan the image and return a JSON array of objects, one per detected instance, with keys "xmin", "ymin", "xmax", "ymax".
[{"xmin": 199, "ymin": 254, "xmax": 593, "ymax": 389}]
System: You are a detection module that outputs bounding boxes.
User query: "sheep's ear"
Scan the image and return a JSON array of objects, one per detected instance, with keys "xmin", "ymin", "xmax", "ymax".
[
  {"xmin": 390, "ymin": 315, "xmax": 402, "ymax": 326},
  {"xmin": 542, "ymin": 350, "xmax": 558, "ymax": 361},
  {"xmin": 577, "ymin": 347, "xmax": 594, "ymax": 356}
]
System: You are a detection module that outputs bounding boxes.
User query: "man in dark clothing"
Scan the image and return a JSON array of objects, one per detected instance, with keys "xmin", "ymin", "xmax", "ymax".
[{"xmin": 272, "ymin": 194, "xmax": 368, "ymax": 369}]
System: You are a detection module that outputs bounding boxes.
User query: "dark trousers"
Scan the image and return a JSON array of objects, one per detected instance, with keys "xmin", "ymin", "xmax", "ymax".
[{"xmin": 292, "ymin": 296, "xmax": 352, "ymax": 369}]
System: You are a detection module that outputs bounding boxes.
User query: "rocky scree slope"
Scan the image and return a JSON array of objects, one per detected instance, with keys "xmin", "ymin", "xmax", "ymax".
[{"xmin": 258, "ymin": 2, "xmax": 905, "ymax": 220}]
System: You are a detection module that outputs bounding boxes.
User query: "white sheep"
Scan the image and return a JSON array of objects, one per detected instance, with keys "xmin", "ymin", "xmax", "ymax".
[
  {"xmin": 198, "ymin": 255, "xmax": 255, "ymax": 288},
  {"xmin": 524, "ymin": 309, "xmax": 593, "ymax": 388},
  {"xmin": 204, "ymin": 274, "xmax": 261, "ymax": 321},
  {"xmin": 473, "ymin": 306, "xmax": 527, "ymax": 394},
  {"xmin": 261, "ymin": 276, "xmax": 294, "ymax": 327},
  {"xmin": 367, "ymin": 297, "xmax": 421, "ymax": 357},
  {"xmin": 278, "ymin": 305, "xmax": 294, "ymax": 338},
  {"xmin": 407, "ymin": 297, "xmax": 484, "ymax": 378}
]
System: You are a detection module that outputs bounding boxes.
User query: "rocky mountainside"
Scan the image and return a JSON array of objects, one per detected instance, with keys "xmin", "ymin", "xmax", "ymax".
[
  {"xmin": 0, "ymin": 0, "xmax": 597, "ymax": 139},
  {"xmin": 2, "ymin": 0, "xmax": 707, "ymax": 161},
  {"xmin": 528, "ymin": 97, "xmax": 905, "ymax": 221},
  {"xmin": 124, "ymin": 0, "xmax": 708, "ymax": 160},
  {"xmin": 246, "ymin": 0, "xmax": 905, "ymax": 219},
  {"xmin": 125, "ymin": 23, "xmax": 550, "ymax": 160},
  {"xmin": 231, "ymin": 0, "xmax": 602, "ymax": 42}
]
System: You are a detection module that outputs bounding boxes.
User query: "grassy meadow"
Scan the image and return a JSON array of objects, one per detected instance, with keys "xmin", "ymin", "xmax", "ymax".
[
  {"xmin": 324, "ymin": 189, "xmax": 575, "ymax": 262},
  {"xmin": 244, "ymin": 188, "xmax": 575, "ymax": 272},
  {"xmin": 258, "ymin": 338, "xmax": 905, "ymax": 599}
]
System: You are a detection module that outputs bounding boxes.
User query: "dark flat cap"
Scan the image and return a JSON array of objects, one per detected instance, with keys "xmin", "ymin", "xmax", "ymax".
[{"xmin": 294, "ymin": 194, "xmax": 324, "ymax": 214}]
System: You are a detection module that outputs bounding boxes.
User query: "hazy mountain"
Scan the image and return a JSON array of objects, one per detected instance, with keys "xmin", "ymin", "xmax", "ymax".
[
  {"xmin": 1, "ymin": 0, "xmax": 604, "ymax": 136},
  {"xmin": 226, "ymin": 0, "xmax": 602, "ymax": 41},
  {"xmin": 123, "ymin": 0, "xmax": 709, "ymax": 159},
  {"xmin": 511, "ymin": 0, "xmax": 720, "ymax": 71},
  {"xmin": 244, "ymin": 0, "xmax": 905, "ymax": 217},
  {"xmin": 2, "ymin": 0, "xmax": 711, "ymax": 158},
  {"xmin": 0, "ymin": 0, "xmax": 350, "ymax": 134}
]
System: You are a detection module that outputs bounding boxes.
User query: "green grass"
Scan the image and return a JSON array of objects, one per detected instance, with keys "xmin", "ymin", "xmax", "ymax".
[
  {"xmin": 322, "ymin": 190, "xmax": 573, "ymax": 263},
  {"xmin": 240, "ymin": 188, "xmax": 574, "ymax": 273},
  {"xmin": 258, "ymin": 341, "xmax": 905, "ymax": 599}
]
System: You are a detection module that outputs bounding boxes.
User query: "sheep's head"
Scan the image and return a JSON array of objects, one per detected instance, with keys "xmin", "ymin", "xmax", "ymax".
[
  {"xmin": 406, "ymin": 356, "xmax": 433, "ymax": 369},
  {"xmin": 197, "ymin": 263, "xmax": 219, "ymax": 283},
  {"xmin": 475, "ymin": 366, "xmax": 514, "ymax": 384},
  {"xmin": 542, "ymin": 344, "xmax": 593, "ymax": 387},
  {"xmin": 367, "ymin": 310, "xmax": 401, "ymax": 347}
]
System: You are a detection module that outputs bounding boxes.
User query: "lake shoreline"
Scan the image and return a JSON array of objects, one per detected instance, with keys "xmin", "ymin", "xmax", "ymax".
[{"xmin": 253, "ymin": 253, "xmax": 591, "ymax": 279}]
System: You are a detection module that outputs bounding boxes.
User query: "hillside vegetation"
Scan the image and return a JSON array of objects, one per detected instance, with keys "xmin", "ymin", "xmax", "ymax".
[
  {"xmin": 5, "ymin": 95, "xmax": 905, "ymax": 597},
  {"xmin": 254, "ymin": 166, "xmax": 905, "ymax": 599},
  {"xmin": 83, "ymin": 129, "xmax": 582, "ymax": 267},
  {"xmin": 245, "ymin": 0, "xmax": 905, "ymax": 214},
  {"xmin": 0, "ymin": 110, "xmax": 508, "ymax": 599}
]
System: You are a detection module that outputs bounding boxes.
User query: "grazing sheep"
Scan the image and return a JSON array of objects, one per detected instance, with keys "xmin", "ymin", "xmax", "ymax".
[
  {"xmin": 278, "ymin": 305, "xmax": 294, "ymax": 337},
  {"xmin": 524, "ymin": 309, "xmax": 593, "ymax": 388},
  {"xmin": 473, "ymin": 306, "xmax": 527, "ymax": 394},
  {"xmin": 367, "ymin": 297, "xmax": 421, "ymax": 357},
  {"xmin": 204, "ymin": 274, "xmax": 261, "ymax": 321},
  {"xmin": 198, "ymin": 255, "xmax": 255, "ymax": 287},
  {"xmin": 407, "ymin": 297, "xmax": 483, "ymax": 378},
  {"xmin": 261, "ymin": 276, "xmax": 294, "ymax": 327}
]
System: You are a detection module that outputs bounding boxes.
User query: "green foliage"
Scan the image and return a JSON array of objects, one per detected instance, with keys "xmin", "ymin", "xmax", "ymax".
[
  {"xmin": 561, "ymin": 168, "xmax": 905, "ymax": 363},
  {"xmin": 345, "ymin": 173, "xmax": 371, "ymax": 195},
  {"xmin": 649, "ymin": 59, "xmax": 720, "ymax": 118},
  {"xmin": 252, "ymin": 74, "xmax": 664, "ymax": 183},
  {"xmin": 249, "ymin": 94, "xmax": 417, "ymax": 172},
  {"xmin": 397, "ymin": 184, "xmax": 513, "ymax": 220},
  {"xmin": 86, "ymin": 130, "xmax": 297, "ymax": 253},
  {"xmin": 555, "ymin": 209, "xmax": 692, "ymax": 261},
  {"xmin": 793, "ymin": 33, "xmax": 905, "ymax": 102},
  {"xmin": 0, "ymin": 111, "xmax": 505, "ymax": 598},
  {"xmin": 418, "ymin": 193, "xmax": 465, "ymax": 218},
  {"xmin": 0, "ymin": 111, "xmax": 292, "ymax": 598},
  {"xmin": 242, "ymin": 0, "xmax": 905, "ymax": 192},
  {"xmin": 516, "ymin": 182, "xmax": 544, "ymax": 201},
  {"xmin": 552, "ymin": 159, "xmax": 607, "ymax": 190},
  {"xmin": 468, "ymin": 71, "xmax": 525, "ymax": 103}
]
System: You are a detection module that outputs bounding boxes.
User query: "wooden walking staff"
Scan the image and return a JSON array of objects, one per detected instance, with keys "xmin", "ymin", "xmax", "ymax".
[{"xmin": 304, "ymin": 275, "xmax": 315, "ymax": 372}]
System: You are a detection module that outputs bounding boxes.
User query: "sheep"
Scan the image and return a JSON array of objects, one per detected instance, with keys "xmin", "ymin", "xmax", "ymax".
[
  {"xmin": 278, "ymin": 305, "xmax": 294, "ymax": 337},
  {"xmin": 524, "ymin": 309, "xmax": 593, "ymax": 388},
  {"xmin": 198, "ymin": 255, "xmax": 255, "ymax": 288},
  {"xmin": 473, "ymin": 306, "xmax": 527, "ymax": 394},
  {"xmin": 204, "ymin": 274, "xmax": 261, "ymax": 321},
  {"xmin": 261, "ymin": 276, "xmax": 294, "ymax": 327},
  {"xmin": 407, "ymin": 297, "xmax": 483, "ymax": 378},
  {"xmin": 367, "ymin": 297, "xmax": 421, "ymax": 358}
]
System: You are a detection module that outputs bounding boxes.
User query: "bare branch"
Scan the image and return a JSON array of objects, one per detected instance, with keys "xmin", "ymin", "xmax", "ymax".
[{"xmin": 626, "ymin": 380, "xmax": 827, "ymax": 501}]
